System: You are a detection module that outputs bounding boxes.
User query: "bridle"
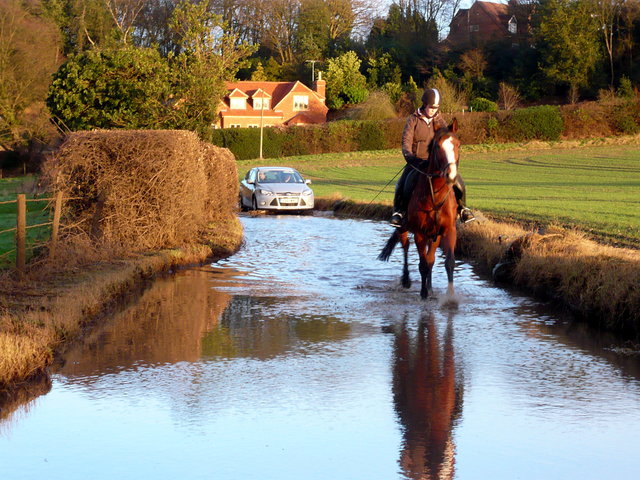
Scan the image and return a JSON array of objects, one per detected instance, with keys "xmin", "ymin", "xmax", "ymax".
[{"xmin": 409, "ymin": 130, "xmax": 459, "ymax": 215}]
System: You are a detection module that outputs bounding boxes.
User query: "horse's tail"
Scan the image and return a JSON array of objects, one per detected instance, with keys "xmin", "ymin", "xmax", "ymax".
[{"xmin": 378, "ymin": 230, "xmax": 400, "ymax": 262}]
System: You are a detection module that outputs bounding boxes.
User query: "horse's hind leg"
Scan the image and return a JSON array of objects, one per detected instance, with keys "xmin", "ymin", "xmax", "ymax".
[{"xmin": 400, "ymin": 231, "xmax": 411, "ymax": 288}]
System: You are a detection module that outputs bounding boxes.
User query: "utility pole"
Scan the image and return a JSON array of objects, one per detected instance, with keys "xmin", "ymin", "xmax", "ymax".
[{"xmin": 259, "ymin": 95, "xmax": 264, "ymax": 160}]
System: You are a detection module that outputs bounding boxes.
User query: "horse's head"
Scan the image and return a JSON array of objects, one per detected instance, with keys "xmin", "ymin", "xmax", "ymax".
[{"xmin": 431, "ymin": 118, "xmax": 460, "ymax": 184}]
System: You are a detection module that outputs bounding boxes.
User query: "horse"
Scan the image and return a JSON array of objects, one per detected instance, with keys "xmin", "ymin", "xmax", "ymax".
[{"xmin": 378, "ymin": 119, "xmax": 460, "ymax": 299}]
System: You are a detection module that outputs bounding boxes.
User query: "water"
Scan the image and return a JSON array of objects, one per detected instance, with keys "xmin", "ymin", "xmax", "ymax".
[{"xmin": 2, "ymin": 214, "xmax": 640, "ymax": 479}]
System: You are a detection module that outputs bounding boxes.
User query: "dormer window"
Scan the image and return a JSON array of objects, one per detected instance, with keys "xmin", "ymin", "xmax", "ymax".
[
  {"xmin": 230, "ymin": 97, "xmax": 246, "ymax": 109},
  {"xmin": 294, "ymin": 95, "xmax": 309, "ymax": 111},
  {"xmin": 469, "ymin": 24, "xmax": 479, "ymax": 32},
  {"xmin": 254, "ymin": 98, "xmax": 270, "ymax": 110},
  {"xmin": 508, "ymin": 16, "xmax": 517, "ymax": 34}
]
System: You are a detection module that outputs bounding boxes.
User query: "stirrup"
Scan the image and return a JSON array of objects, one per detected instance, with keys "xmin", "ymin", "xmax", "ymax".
[
  {"xmin": 460, "ymin": 208, "xmax": 476, "ymax": 224},
  {"xmin": 390, "ymin": 212, "xmax": 403, "ymax": 228}
]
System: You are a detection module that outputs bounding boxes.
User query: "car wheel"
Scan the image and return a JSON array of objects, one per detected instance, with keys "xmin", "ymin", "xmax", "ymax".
[{"xmin": 239, "ymin": 195, "xmax": 248, "ymax": 212}]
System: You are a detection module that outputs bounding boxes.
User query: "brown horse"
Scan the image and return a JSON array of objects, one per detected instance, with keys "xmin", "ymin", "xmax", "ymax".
[{"xmin": 379, "ymin": 119, "xmax": 460, "ymax": 299}]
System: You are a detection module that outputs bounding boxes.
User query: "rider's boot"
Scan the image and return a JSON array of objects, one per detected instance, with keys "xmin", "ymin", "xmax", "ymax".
[
  {"xmin": 454, "ymin": 175, "xmax": 476, "ymax": 223},
  {"xmin": 390, "ymin": 167, "xmax": 410, "ymax": 228}
]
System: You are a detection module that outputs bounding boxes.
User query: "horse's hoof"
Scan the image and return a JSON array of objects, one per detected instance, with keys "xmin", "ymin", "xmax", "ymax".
[
  {"xmin": 420, "ymin": 290, "xmax": 429, "ymax": 299},
  {"xmin": 402, "ymin": 279, "xmax": 411, "ymax": 289}
]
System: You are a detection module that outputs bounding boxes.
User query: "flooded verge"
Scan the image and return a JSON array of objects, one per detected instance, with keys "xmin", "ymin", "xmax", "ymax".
[{"xmin": 2, "ymin": 214, "xmax": 640, "ymax": 479}]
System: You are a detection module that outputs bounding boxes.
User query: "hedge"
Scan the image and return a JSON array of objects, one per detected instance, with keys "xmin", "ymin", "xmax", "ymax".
[
  {"xmin": 208, "ymin": 99, "xmax": 639, "ymax": 159},
  {"xmin": 208, "ymin": 119, "xmax": 406, "ymax": 160},
  {"xmin": 503, "ymin": 105, "xmax": 564, "ymax": 141}
]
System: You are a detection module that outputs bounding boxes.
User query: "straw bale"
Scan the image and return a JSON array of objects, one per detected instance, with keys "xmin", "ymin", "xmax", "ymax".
[{"xmin": 42, "ymin": 130, "xmax": 237, "ymax": 252}]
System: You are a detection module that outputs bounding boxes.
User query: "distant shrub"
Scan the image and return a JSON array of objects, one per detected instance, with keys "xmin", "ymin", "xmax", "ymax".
[
  {"xmin": 427, "ymin": 72, "xmax": 468, "ymax": 114},
  {"xmin": 487, "ymin": 116, "xmax": 499, "ymax": 140},
  {"xmin": 613, "ymin": 102, "xmax": 640, "ymax": 134},
  {"xmin": 618, "ymin": 76, "xmax": 635, "ymax": 99},
  {"xmin": 504, "ymin": 105, "xmax": 563, "ymax": 141},
  {"xmin": 381, "ymin": 82, "xmax": 404, "ymax": 104},
  {"xmin": 470, "ymin": 97, "xmax": 498, "ymax": 112},
  {"xmin": 346, "ymin": 91, "xmax": 397, "ymax": 121}
]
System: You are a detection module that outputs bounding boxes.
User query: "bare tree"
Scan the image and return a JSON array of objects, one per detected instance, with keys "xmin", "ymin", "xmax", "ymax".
[
  {"xmin": 105, "ymin": 0, "xmax": 146, "ymax": 44},
  {"xmin": 260, "ymin": 0, "xmax": 300, "ymax": 64},
  {"xmin": 592, "ymin": 0, "xmax": 624, "ymax": 87},
  {"xmin": 459, "ymin": 49, "xmax": 487, "ymax": 79}
]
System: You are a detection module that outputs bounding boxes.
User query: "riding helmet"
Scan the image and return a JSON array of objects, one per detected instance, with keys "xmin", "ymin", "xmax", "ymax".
[{"xmin": 421, "ymin": 88, "xmax": 441, "ymax": 107}]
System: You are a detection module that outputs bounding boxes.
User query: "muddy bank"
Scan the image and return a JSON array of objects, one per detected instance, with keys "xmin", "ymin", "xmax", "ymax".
[
  {"xmin": 316, "ymin": 198, "xmax": 640, "ymax": 338},
  {"xmin": 0, "ymin": 218, "xmax": 243, "ymax": 390}
]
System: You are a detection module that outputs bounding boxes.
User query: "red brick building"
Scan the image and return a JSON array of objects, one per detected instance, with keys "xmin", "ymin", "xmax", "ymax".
[
  {"xmin": 447, "ymin": 1, "xmax": 532, "ymax": 48},
  {"xmin": 216, "ymin": 76, "xmax": 328, "ymax": 129}
]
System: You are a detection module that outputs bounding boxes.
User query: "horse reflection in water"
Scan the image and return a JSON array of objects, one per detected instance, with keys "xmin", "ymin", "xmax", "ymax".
[{"xmin": 392, "ymin": 313, "xmax": 463, "ymax": 480}]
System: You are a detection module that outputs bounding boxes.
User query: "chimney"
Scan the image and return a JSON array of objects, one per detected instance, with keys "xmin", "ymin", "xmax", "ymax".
[{"xmin": 313, "ymin": 71, "xmax": 326, "ymax": 100}]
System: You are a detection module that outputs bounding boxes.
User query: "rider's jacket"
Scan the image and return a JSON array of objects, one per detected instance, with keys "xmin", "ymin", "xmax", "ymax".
[{"xmin": 401, "ymin": 109, "xmax": 447, "ymax": 166}]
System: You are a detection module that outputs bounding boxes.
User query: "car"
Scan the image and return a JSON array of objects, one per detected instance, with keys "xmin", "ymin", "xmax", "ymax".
[{"xmin": 240, "ymin": 166, "xmax": 314, "ymax": 212}]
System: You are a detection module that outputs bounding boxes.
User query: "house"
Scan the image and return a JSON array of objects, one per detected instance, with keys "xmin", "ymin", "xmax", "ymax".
[
  {"xmin": 216, "ymin": 75, "xmax": 328, "ymax": 129},
  {"xmin": 447, "ymin": 0, "xmax": 533, "ymax": 48}
]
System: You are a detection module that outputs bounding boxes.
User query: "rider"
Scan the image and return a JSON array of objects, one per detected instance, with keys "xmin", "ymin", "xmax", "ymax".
[{"xmin": 390, "ymin": 88, "xmax": 475, "ymax": 227}]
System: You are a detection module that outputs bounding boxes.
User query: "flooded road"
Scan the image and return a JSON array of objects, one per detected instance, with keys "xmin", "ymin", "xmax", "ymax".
[{"xmin": 2, "ymin": 214, "xmax": 640, "ymax": 479}]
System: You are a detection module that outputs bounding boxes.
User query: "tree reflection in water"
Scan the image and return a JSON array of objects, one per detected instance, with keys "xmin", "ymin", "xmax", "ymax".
[{"xmin": 392, "ymin": 313, "xmax": 463, "ymax": 480}]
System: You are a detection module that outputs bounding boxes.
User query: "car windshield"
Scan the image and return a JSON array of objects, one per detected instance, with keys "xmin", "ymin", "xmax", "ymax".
[{"xmin": 257, "ymin": 170, "xmax": 304, "ymax": 184}]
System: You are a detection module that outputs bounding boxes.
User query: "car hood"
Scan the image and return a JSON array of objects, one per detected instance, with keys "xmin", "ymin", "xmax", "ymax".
[{"xmin": 256, "ymin": 182, "xmax": 311, "ymax": 194}]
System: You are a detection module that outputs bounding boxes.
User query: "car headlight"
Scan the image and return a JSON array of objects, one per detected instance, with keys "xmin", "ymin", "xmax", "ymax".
[
  {"xmin": 259, "ymin": 189, "xmax": 274, "ymax": 196},
  {"xmin": 302, "ymin": 189, "xmax": 313, "ymax": 196}
]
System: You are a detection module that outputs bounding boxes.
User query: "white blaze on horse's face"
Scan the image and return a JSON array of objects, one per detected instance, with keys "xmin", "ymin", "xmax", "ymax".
[{"xmin": 441, "ymin": 136, "xmax": 457, "ymax": 182}]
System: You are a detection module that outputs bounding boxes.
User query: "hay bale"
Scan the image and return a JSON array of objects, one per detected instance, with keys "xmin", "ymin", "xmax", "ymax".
[{"xmin": 43, "ymin": 130, "xmax": 237, "ymax": 252}]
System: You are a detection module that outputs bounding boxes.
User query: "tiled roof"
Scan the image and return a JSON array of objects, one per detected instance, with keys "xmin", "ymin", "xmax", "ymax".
[{"xmin": 478, "ymin": 1, "xmax": 510, "ymax": 23}]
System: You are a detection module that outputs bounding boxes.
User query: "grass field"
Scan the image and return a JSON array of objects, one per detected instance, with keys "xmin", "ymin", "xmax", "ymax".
[
  {"xmin": 237, "ymin": 144, "xmax": 640, "ymax": 248},
  {"xmin": 0, "ymin": 177, "xmax": 52, "ymax": 268}
]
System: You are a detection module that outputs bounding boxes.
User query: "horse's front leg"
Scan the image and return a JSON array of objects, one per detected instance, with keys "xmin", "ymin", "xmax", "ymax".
[
  {"xmin": 415, "ymin": 233, "xmax": 438, "ymax": 299},
  {"xmin": 399, "ymin": 231, "xmax": 411, "ymax": 288},
  {"xmin": 442, "ymin": 231, "xmax": 456, "ymax": 296}
]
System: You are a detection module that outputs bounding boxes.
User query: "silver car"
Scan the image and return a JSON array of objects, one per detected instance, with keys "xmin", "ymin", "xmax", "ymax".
[{"xmin": 240, "ymin": 167, "xmax": 314, "ymax": 212}]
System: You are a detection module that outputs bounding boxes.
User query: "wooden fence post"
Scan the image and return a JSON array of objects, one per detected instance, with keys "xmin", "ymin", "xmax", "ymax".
[
  {"xmin": 16, "ymin": 194, "xmax": 26, "ymax": 274},
  {"xmin": 49, "ymin": 191, "xmax": 63, "ymax": 259}
]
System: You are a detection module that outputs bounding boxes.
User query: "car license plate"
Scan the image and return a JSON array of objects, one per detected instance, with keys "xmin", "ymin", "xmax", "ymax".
[{"xmin": 280, "ymin": 198, "xmax": 298, "ymax": 204}]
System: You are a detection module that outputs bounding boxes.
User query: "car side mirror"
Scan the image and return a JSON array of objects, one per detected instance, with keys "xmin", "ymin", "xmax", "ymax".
[
  {"xmin": 305, "ymin": 179, "xmax": 312, "ymax": 185},
  {"xmin": 247, "ymin": 179, "xmax": 255, "ymax": 184}
]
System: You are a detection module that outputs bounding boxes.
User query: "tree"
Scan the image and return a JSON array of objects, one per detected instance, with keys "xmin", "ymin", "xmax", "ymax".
[
  {"xmin": 47, "ymin": 0, "xmax": 256, "ymax": 136},
  {"xmin": 536, "ymin": 0, "xmax": 602, "ymax": 102},
  {"xmin": 591, "ymin": 0, "xmax": 624, "ymax": 87},
  {"xmin": 46, "ymin": 47, "xmax": 172, "ymax": 130},
  {"xmin": 324, "ymin": 50, "xmax": 368, "ymax": 108},
  {"xmin": 0, "ymin": 0, "xmax": 62, "ymax": 144},
  {"xmin": 366, "ymin": 2, "xmax": 440, "ymax": 83},
  {"xmin": 41, "ymin": 0, "xmax": 116, "ymax": 54}
]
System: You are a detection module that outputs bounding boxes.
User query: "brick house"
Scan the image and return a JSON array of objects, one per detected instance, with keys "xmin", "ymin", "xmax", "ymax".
[
  {"xmin": 447, "ymin": 0, "xmax": 533, "ymax": 48},
  {"xmin": 216, "ymin": 75, "xmax": 328, "ymax": 128}
]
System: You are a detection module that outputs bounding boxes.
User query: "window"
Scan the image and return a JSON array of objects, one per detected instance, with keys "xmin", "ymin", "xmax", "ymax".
[
  {"xmin": 469, "ymin": 24, "xmax": 479, "ymax": 32},
  {"xmin": 247, "ymin": 124, "xmax": 259, "ymax": 128},
  {"xmin": 253, "ymin": 98, "xmax": 270, "ymax": 110},
  {"xmin": 293, "ymin": 95, "xmax": 309, "ymax": 110},
  {"xmin": 230, "ymin": 97, "xmax": 246, "ymax": 109},
  {"xmin": 229, "ymin": 124, "xmax": 241, "ymax": 128},
  {"xmin": 508, "ymin": 16, "xmax": 517, "ymax": 34}
]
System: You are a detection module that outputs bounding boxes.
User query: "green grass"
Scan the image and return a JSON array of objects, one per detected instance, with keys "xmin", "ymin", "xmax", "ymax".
[
  {"xmin": 0, "ymin": 176, "xmax": 52, "ymax": 268},
  {"xmin": 237, "ymin": 144, "xmax": 640, "ymax": 248}
]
